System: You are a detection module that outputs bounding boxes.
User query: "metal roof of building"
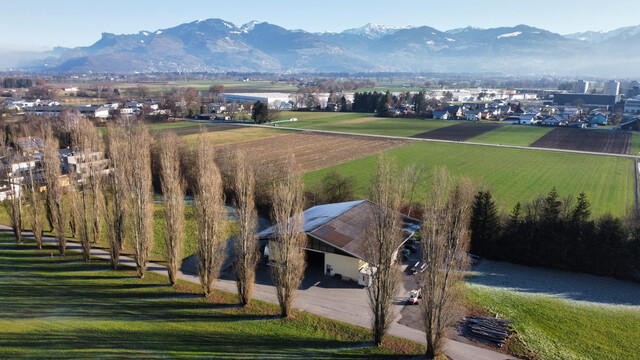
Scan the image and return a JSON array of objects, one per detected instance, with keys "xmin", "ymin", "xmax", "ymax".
[{"xmin": 259, "ymin": 200, "xmax": 421, "ymax": 262}]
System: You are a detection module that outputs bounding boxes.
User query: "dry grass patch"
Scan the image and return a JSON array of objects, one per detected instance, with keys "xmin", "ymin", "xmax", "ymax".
[
  {"xmin": 180, "ymin": 126, "xmax": 286, "ymax": 146},
  {"xmin": 216, "ymin": 131, "xmax": 413, "ymax": 174}
]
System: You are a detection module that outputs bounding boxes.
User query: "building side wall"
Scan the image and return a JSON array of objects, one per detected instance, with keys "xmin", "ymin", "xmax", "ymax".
[{"xmin": 324, "ymin": 252, "xmax": 362, "ymax": 280}]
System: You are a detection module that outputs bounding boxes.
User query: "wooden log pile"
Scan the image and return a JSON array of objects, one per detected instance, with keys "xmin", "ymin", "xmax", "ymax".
[{"xmin": 463, "ymin": 316, "xmax": 512, "ymax": 347}]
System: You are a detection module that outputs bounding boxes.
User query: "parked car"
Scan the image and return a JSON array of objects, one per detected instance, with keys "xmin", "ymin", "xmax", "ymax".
[
  {"xmin": 404, "ymin": 244, "xmax": 418, "ymax": 253},
  {"xmin": 407, "ymin": 289, "xmax": 422, "ymax": 305},
  {"xmin": 411, "ymin": 261, "xmax": 426, "ymax": 275}
]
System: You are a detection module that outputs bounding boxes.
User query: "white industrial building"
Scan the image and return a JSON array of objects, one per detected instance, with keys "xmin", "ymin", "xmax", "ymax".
[
  {"xmin": 603, "ymin": 80, "xmax": 620, "ymax": 96},
  {"xmin": 624, "ymin": 97, "xmax": 640, "ymax": 114},
  {"xmin": 572, "ymin": 80, "xmax": 590, "ymax": 94}
]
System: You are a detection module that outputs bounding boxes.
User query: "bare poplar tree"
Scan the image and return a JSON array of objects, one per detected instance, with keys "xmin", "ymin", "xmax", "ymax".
[
  {"xmin": 365, "ymin": 155, "xmax": 404, "ymax": 346},
  {"xmin": 231, "ymin": 150, "xmax": 259, "ymax": 306},
  {"xmin": 158, "ymin": 132, "xmax": 185, "ymax": 285},
  {"xmin": 68, "ymin": 175, "xmax": 90, "ymax": 260},
  {"xmin": 400, "ymin": 163, "xmax": 427, "ymax": 217},
  {"xmin": 3, "ymin": 159, "xmax": 23, "ymax": 244},
  {"xmin": 69, "ymin": 119, "xmax": 101, "ymax": 262},
  {"xmin": 104, "ymin": 125, "xmax": 131, "ymax": 270},
  {"xmin": 194, "ymin": 129, "xmax": 228, "ymax": 296},
  {"xmin": 43, "ymin": 125, "xmax": 68, "ymax": 255},
  {"xmin": 270, "ymin": 158, "xmax": 306, "ymax": 318},
  {"xmin": 128, "ymin": 128, "xmax": 154, "ymax": 278},
  {"xmin": 420, "ymin": 168, "xmax": 474, "ymax": 359},
  {"xmin": 25, "ymin": 154, "xmax": 45, "ymax": 249}
]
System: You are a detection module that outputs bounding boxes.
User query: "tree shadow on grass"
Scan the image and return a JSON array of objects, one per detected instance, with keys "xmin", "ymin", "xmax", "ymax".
[
  {"xmin": 0, "ymin": 236, "xmax": 417, "ymax": 358},
  {"xmin": 0, "ymin": 328, "xmax": 397, "ymax": 359}
]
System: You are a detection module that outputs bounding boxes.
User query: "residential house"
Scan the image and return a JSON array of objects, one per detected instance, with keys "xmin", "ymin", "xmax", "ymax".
[
  {"xmin": 509, "ymin": 115, "xmax": 535, "ymax": 125},
  {"xmin": 14, "ymin": 137, "xmax": 45, "ymax": 156},
  {"xmin": 119, "ymin": 107, "xmax": 136, "ymax": 115},
  {"xmin": 75, "ymin": 105, "xmax": 109, "ymax": 118},
  {"xmin": 445, "ymin": 105, "xmax": 463, "ymax": 119},
  {"xmin": 540, "ymin": 106, "xmax": 556, "ymax": 117},
  {"xmin": 541, "ymin": 117, "xmax": 561, "ymax": 126},
  {"xmin": 432, "ymin": 110, "xmax": 450, "ymax": 120},
  {"xmin": 59, "ymin": 149, "xmax": 109, "ymax": 176},
  {"xmin": 209, "ymin": 104, "xmax": 227, "ymax": 114},
  {"xmin": 590, "ymin": 113, "xmax": 608, "ymax": 126},
  {"xmin": 464, "ymin": 111, "xmax": 480, "ymax": 121},
  {"xmin": 497, "ymin": 105, "xmax": 512, "ymax": 116}
]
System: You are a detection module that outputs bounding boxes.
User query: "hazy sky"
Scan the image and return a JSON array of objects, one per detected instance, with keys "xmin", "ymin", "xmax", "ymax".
[{"xmin": 3, "ymin": 0, "xmax": 640, "ymax": 51}]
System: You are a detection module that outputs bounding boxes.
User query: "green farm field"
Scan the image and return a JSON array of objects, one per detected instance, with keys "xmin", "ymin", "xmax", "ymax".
[
  {"xmin": 304, "ymin": 141, "xmax": 635, "ymax": 216},
  {"xmin": 272, "ymin": 112, "xmax": 373, "ymax": 128},
  {"xmin": 469, "ymin": 125, "xmax": 554, "ymax": 146},
  {"xmin": 0, "ymin": 233, "xmax": 422, "ymax": 358},
  {"xmin": 273, "ymin": 112, "xmax": 456, "ymax": 137},
  {"xmin": 631, "ymin": 133, "xmax": 640, "ymax": 156}
]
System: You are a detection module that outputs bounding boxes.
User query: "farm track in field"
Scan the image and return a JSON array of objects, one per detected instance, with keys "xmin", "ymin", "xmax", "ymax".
[
  {"xmin": 412, "ymin": 122, "xmax": 505, "ymax": 141},
  {"xmin": 530, "ymin": 128, "xmax": 632, "ymax": 155}
]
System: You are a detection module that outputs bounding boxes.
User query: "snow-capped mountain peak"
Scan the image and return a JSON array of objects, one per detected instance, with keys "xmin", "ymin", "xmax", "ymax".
[
  {"xmin": 241, "ymin": 20, "xmax": 261, "ymax": 33},
  {"xmin": 341, "ymin": 23, "xmax": 412, "ymax": 39},
  {"xmin": 445, "ymin": 26, "xmax": 485, "ymax": 34},
  {"xmin": 565, "ymin": 24, "xmax": 640, "ymax": 43}
]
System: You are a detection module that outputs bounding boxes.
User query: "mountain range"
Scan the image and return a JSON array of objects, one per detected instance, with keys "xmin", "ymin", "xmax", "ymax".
[{"xmin": 7, "ymin": 19, "xmax": 640, "ymax": 76}]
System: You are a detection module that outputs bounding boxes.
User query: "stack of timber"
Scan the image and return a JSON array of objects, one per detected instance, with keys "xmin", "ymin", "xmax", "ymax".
[{"xmin": 463, "ymin": 316, "xmax": 512, "ymax": 347}]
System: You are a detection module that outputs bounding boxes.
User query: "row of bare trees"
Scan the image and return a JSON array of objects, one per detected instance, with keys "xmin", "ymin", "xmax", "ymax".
[
  {"xmin": 365, "ymin": 157, "xmax": 474, "ymax": 358},
  {"xmin": 4, "ymin": 117, "xmax": 301, "ymax": 314}
]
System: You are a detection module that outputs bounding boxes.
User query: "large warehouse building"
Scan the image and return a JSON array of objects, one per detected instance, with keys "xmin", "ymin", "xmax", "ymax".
[
  {"xmin": 258, "ymin": 200, "xmax": 420, "ymax": 286},
  {"xmin": 552, "ymin": 93, "xmax": 621, "ymax": 108}
]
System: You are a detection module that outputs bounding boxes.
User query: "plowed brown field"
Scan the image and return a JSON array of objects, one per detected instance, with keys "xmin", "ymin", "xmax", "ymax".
[
  {"xmin": 216, "ymin": 131, "xmax": 413, "ymax": 173},
  {"xmin": 412, "ymin": 122, "xmax": 504, "ymax": 141},
  {"xmin": 530, "ymin": 128, "xmax": 631, "ymax": 154}
]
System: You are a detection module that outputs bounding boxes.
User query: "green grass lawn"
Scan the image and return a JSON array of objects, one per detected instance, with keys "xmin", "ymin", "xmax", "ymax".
[
  {"xmin": 469, "ymin": 125, "xmax": 554, "ymax": 147},
  {"xmin": 318, "ymin": 118, "xmax": 456, "ymax": 137},
  {"xmin": 272, "ymin": 112, "xmax": 373, "ymax": 128},
  {"xmin": 0, "ymin": 233, "xmax": 423, "ymax": 358},
  {"xmin": 304, "ymin": 141, "xmax": 635, "ymax": 216},
  {"xmin": 274, "ymin": 112, "xmax": 456, "ymax": 137},
  {"xmin": 630, "ymin": 133, "xmax": 640, "ymax": 156},
  {"xmin": 147, "ymin": 121, "xmax": 199, "ymax": 131},
  {"xmin": 466, "ymin": 285, "xmax": 640, "ymax": 360}
]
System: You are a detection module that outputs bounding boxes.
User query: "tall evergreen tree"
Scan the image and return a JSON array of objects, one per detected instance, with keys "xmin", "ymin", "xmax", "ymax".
[
  {"xmin": 571, "ymin": 192, "xmax": 591, "ymax": 224},
  {"xmin": 542, "ymin": 187, "xmax": 561, "ymax": 223},
  {"xmin": 469, "ymin": 191, "xmax": 501, "ymax": 256},
  {"xmin": 251, "ymin": 101, "xmax": 269, "ymax": 124}
]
